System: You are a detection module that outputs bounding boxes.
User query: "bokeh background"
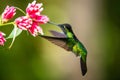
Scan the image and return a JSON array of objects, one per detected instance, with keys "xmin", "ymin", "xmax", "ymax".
[{"xmin": 0, "ymin": 0, "xmax": 120, "ymax": 80}]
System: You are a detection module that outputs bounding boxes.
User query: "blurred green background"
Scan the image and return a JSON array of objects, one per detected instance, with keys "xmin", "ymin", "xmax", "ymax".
[{"xmin": 0, "ymin": 0, "xmax": 120, "ymax": 80}]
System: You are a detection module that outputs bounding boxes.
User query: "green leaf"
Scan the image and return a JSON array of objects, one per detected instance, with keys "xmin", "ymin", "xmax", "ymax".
[
  {"xmin": 6, "ymin": 24, "xmax": 22, "ymax": 48},
  {"xmin": 7, "ymin": 24, "xmax": 22, "ymax": 39}
]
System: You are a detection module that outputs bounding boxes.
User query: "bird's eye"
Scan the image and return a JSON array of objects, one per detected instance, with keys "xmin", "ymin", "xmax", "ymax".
[{"xmin": 63, "ymin": 25, "xmax": 65, "ymax": 28}]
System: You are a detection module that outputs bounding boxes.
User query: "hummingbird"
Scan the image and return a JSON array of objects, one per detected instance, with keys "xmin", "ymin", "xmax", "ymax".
[{"xmin": 40, "ymin": 23, "xmax": 87, "ymax": 76}]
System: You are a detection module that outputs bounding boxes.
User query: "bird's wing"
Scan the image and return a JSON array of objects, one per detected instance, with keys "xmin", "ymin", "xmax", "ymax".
[
  {"xmin": 49, "ymin": 30, "xmax": 66, "ymax": 38},
  {"xmin": 40, "ymin": 35, "xmax": 71, "ymax": 51}
]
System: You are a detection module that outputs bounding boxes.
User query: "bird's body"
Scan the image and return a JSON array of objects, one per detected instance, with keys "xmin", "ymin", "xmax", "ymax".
[{"xmin": 40, "ymin": 23, "xmax": 87, "ymax": 76}]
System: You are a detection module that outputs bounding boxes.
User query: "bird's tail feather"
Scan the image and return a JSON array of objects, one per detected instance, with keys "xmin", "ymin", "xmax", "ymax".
[{"xmin": 80, "ymin": 58, "xmax": 87, "ymax": 76}]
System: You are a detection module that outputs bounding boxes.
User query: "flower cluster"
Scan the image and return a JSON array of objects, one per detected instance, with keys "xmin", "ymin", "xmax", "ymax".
[
  {"xmin": 15, "ymin": 0, "xmax": 49, "ymax": 37},
  {"xmin": 0, "ymin": 0, "xmax": 49, "ymax": 46},
  {"xmin": 15, "ymin": 1, "xmax": 49, "ymax": 37}
]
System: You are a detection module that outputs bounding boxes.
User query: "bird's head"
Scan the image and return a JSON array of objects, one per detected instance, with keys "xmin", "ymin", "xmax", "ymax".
[
  {"xmin": 57, "ymin": 24, "xmax": 73, "ymax": 34},
  {"xmin": 47, "ymin": 22, "xmax": 73, "ymax": 34}
]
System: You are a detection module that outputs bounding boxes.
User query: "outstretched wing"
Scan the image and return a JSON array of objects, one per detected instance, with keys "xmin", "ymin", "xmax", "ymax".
[
  {"xmin": 40, "ymin": 35, "xmax": 70, "ymax": 51},
  {"xmin": 49, "ymin": 30, "xmax": 66, "ymax": 38}
]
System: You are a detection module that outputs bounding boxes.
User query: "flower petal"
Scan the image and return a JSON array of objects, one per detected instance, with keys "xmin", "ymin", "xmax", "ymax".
[
  {"xmin": 15, "ymin": 16, "xmax": 33, "ymax": 30},
  {"xmin": 28, "ymin": 21, "xmax": 44, "ymax": 37},
  {"xmin": 33, "ymin": 15, "xmax": 49, "ymax": 24}
]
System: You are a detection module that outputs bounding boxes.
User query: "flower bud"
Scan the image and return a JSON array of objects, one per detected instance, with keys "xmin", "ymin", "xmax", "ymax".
[{"xmin": 2, "ymin": 6, "xmax": 16, "ymax": 23}]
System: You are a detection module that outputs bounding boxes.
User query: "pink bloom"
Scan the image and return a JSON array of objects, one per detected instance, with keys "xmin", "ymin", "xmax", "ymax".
[
  {"xmin": 2, "ymin": 5, "xmax": 16, "ymax": 23},
  {"xmin": 26, "ymin": 0, "xmax": 49, "ymax": 24},
  {"xmin": 32, "ymin": 15, "xmax": 49, "ymax": 24},
  {"xmin": 26, "ymin": 0, "xmax": 43, "ymax": 18},
  {"xmin": 15, "ymin": 16, "xmax": 33, "ymax": 30},
  {"xmin": 0, "ymin": 32, "xmax": 6, "ymax": 46},
  {"xmin": 28, "ymin": 21, "xmax": 43, "ymax": 37}
]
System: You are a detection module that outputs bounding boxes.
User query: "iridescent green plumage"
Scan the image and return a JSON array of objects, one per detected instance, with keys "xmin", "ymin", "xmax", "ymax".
[{"xmin": 40, "ymin": 23, "xmax": 87, "ymax": 76}]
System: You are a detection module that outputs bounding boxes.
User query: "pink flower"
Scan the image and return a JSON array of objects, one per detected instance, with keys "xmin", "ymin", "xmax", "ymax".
[
  {"xmin": 26, "ymin": 0, "xmax": 49, "ymax": 23},
  {"xmin": 15, "ymin": 16, "xmax": 33, "ymax": 30},
  {"xmin": 28, "ymin": 21, "xmax": 43, "ymax": 37},
  {"xmin": 26, "ymin": 0, "xmax": 43, "ymax": 18},
  {"xmin": 2, "ymin": 5, "xmax": 16, "ymax": 23},
  {"xmin": 0, "ymin": 32, "xmax": 6, "ymax": 46}
]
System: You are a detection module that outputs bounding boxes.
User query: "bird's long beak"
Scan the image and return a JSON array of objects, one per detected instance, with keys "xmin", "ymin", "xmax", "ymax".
[
  {"xmin": 48, "ymin": 21, "xmax": 58, "ymax": 26},
  {"xmin": 47, "ymin": 21, "xmax": 66, "ymax": 33},
  {"xmin": 48, "ymin": 21, "xmax": 63, "ymax": 28}
]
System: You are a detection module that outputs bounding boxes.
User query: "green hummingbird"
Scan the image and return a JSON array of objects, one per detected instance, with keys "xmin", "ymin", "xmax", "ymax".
[{"xmin": 40, "ymin": 23, "xmax": 87, "ymax": 76}]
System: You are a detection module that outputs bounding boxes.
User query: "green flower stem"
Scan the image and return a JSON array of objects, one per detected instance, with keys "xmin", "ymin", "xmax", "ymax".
[
  {"xmin": 15, "ymin": 7, "xmax": 26, "ymax": 15},
  {"xmin": 0, "ymin": 22, "xmax": 14, "ymax": 27}
]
